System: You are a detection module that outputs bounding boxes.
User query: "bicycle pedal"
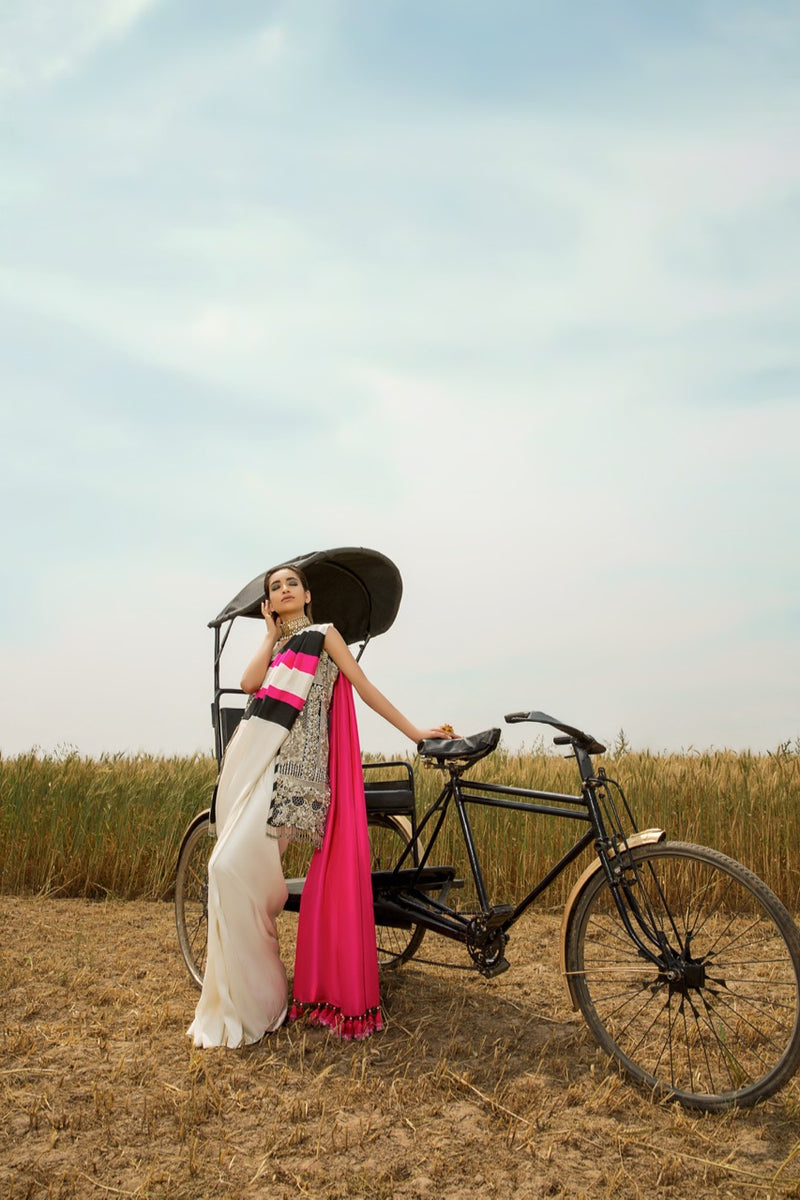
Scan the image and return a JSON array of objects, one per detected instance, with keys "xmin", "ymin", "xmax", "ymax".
[
  {"xmin": 482, "ymin": 956, "xmax": 510, "ymax": 978},
  {"xmin": 485, "ymin": 905, "xmax": 514, "ymax": 930}
]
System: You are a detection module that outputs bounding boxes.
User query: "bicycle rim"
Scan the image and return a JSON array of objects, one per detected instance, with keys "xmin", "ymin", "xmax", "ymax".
[
  {"xmin": 368, "ymin": 813, "xmax": 426, "ymax": 968},
  {"xmin": 567, "ymin": 841, "xmax": 800, "ymax": 1110},
  {"xmin": 174, "ymin": 811, "xmax": 213, "ymax": 989}
]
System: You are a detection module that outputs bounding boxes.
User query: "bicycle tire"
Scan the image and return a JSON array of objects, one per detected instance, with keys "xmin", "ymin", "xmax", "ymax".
[
  {"xmin": 565, "ymin": 841, "xmax": 800, "ymax": 1110},
  {"xmin": 174, "ymin": 810, "xmax": 213, "ymax": 990},
  {"xmin": 368, "ymin": 812, "xmax": 426, "ymax": 969}
]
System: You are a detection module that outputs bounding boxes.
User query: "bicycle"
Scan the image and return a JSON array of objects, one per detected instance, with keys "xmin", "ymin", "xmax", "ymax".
[
  {"xmin": 367, "ymin": 711, "xmax": 800, "ymax": 1110},
  {"xmin": 175, "ymin": 550, "xmax": 800, "ymax": 1112}
]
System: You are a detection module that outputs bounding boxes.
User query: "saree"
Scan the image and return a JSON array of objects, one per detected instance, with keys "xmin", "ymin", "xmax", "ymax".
[
  {"xmin": 289, "ymin": 673, "xmax": 383, "ymax": 1039},
  {"xmin": 188, "ymin": 626, "xmax": 327, "ymax": 1048},
  {"xmin": 208, "ymin": 626, "xmax": 327, "ymax": 835}
]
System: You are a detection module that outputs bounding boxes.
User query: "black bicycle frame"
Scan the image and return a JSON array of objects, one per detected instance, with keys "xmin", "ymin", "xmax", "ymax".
[
  {"xmin": 375, "ymin": 745, "xmax": 670, "ymax": 971},
  {"xmin": 377, "ymin": 771, "xmax": 593, "ymax": 939}
]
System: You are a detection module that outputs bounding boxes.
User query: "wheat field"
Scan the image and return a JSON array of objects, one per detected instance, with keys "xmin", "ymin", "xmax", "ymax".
[{"xmin": 2, "ymin": 744, "xmax": 798, "ymax": 909}]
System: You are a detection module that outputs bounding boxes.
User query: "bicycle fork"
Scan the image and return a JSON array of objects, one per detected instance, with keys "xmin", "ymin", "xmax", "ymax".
[{"xmin": 583, "ymin": 766, "xmax": 675, "ymax": 973}]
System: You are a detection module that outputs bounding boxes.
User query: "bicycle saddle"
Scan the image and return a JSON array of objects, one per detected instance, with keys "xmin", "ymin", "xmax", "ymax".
[{"xmin": 417, "ymin": 727, "xmax": 501, "ymax": 763}]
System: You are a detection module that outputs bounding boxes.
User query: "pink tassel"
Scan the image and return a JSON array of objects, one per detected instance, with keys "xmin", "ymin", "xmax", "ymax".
[{"xmin": 289, "ymin": 1001, "xmax": 383, "ymax": 1040}]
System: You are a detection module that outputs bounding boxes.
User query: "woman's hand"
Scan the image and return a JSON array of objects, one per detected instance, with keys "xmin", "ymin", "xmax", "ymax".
[
  {"xmin": 261, "ymin": 599, "xmax": 282, "ymax": 640},
  {"xmin": 240, "ymin": 605, "xmax": 281, "ymax": 693},
  {"xmin": 416, "ymin": 726, "xmax": 458, "ymax": 742}
]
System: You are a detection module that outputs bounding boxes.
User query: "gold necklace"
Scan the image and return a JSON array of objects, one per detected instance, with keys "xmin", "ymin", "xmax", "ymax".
[{"xmin": 278, "ymin": 613, "xmax": 311, "ymax": 639}]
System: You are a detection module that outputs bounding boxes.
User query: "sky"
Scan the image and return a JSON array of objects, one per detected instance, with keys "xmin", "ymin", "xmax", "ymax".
[{"xmin": 1, "ymin": 0, "xmax": 798, "ymax": 762}]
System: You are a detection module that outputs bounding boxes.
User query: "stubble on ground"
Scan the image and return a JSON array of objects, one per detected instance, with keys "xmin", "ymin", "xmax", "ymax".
[{"xmin": 1, "ymin": 897, "xmax": 799, "ymax": 1200}]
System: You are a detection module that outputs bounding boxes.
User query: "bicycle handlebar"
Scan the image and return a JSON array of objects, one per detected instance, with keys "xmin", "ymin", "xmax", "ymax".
[{"xmin": 504, "ymin": 710, "xmax": 606, "ymax": 756}]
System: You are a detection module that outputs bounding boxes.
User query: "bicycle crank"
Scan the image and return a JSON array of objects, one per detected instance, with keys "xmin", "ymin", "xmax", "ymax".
[{"xmin": 467, "ymin": 913, "xmax": 511, "ymax": 977}]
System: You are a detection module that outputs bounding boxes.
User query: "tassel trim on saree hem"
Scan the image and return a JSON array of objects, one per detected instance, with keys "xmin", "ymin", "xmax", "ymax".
[
  {"xmin": 288, "ymin": 1001, "xmax": 383, "ymax": 1040},
  {"xmin": 265, "ymin": 824, "xmax": 324, "ymax": 850}
]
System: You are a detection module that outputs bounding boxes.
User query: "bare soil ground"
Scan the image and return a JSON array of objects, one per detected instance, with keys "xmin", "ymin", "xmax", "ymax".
[{"xmin": 1, "ymin": 897, "xmax": 799, "ymax": 1200}]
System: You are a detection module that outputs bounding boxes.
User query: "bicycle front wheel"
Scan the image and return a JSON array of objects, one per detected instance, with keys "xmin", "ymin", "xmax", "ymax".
[
  {"xmin": 174, "ymin": 810, "xmax": 214, "ymax": 989},
  {"xmin": 566, "ymin": 841, "xmax": 800, "ymax": 1110}
]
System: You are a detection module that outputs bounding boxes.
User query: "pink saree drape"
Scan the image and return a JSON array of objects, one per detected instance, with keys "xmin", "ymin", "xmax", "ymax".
[{"xmin": 289, "ymin": 673, "xmax": 383, "ymax": 1038}]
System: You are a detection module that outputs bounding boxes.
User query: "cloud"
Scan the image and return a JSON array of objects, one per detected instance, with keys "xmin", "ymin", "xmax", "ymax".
[
  {"xmin": 0, "ymin": 0, "xmax": 161, "ymax": 91},
  {"xmin": 1, "ymin": 2, "xmax": 798, "ymax": 756}
]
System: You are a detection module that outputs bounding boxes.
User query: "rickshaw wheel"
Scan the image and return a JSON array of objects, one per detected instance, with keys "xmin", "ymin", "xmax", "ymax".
[
  {"xmin": 174, "ymin": 810, "xmax": 213, "ymax": 989},
  {"xmin": 175, "ymin": 806, "xmax": 424, "ymax": 984},
  {"xmin": 367, "ymin": 812, "xmax": 426, "ymax": 969},
  {"xmin": 175, "ymin": 808, "xmax": 425, "ymax": 989}
]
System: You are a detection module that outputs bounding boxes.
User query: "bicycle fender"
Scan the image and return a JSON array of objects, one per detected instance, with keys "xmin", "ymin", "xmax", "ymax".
[
  {"xmin": 559, "ymin": 829, "xmax": 666, "ymax": 1010},
  {"xmin": 176, "ymin": 807, "xmax": 212, "ymax": 854}
]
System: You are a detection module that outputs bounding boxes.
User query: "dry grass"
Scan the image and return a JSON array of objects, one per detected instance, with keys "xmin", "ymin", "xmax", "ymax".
[
  {"xmin": 2, "ymin": 897, "xmax": 800, "ymax": 1199},
  {"xmin": 416, "ymin": 744, "xmax": 800, "ymax": 911},
  {"xmin": 3, "ymin": 744, "xmax": 799, "ymax": 911},
  {"xmin": 0, "ymin": 752, "xmax": 216, "ymax": 899}
]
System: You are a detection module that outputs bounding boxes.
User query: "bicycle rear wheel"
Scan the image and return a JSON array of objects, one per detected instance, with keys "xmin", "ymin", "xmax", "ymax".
[
  {"xmin": 368, "ymin": 812, "xmax": 426, "ymax": 968},
  {"xmin": 566, "ymin": 841, "xmax": 800, "ymax": 1110},
  {"xmin": 175, "ymin": 809, "xmax": 424, "ymax": 986},
  {"xmin": 174, "ymin": 810, "xmax": 213, "ymax": 989}
]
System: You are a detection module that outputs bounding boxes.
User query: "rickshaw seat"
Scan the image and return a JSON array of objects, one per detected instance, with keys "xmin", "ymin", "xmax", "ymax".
[
  {"xmin": 219, "ymin": 707, "xmax": 244, "ymax": 754},
  {"xmin": 363, "ymin": 777, "xmax": 415, "ymax": 816}
]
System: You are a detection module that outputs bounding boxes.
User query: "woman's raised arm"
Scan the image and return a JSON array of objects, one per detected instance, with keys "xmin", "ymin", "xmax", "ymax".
[
  {"xmin": 324, "ymin": 626, "xmax": 449, "ymax": 745},
  {"xmin": 240, "ymin": 601, "xmax": 281, "ymax": 693}
]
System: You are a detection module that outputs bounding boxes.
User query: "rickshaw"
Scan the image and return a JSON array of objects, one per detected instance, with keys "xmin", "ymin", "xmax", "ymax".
[{"xmin": 175, "ymin": 547, "xmax": 800, "ymax": 1111}]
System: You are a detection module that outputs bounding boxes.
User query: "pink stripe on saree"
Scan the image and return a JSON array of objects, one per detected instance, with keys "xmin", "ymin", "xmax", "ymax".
[
  {"xmin": 251, "ymin": 684, "xmax": 306, "ymax": 709},
  {"xmin": 270, "ymin": 648, "xmax": 321, "ymax": 674},
  {"xmin": 289, "ymin": 673, "xmax": 382, "ymax": 1039}
]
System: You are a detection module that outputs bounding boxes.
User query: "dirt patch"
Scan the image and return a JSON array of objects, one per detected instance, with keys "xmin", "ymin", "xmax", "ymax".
[{"xmin": 1, "ymin": 897, "xmax": 799, "ymax": 1199}]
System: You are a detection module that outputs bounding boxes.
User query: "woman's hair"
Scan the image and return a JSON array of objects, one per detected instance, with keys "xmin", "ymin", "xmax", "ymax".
[{"xmin": 263, "ymin": 563, "xmax": 313, "ymax": 620}]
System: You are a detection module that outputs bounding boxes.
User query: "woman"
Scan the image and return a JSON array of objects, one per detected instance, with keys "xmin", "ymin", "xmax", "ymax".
[{"xmin": 188, "ymin": 563, "xmax": 448, "ymax": 1048}]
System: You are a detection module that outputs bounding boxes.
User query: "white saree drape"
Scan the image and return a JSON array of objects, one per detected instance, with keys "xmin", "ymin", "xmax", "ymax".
[
  {"xmin": 187, "ymin": 723, "xmax": 289, "ymax": 1047},
  {"xmin": 187, "ymin": 625, "xmax": 327, "ymax": 1048}
]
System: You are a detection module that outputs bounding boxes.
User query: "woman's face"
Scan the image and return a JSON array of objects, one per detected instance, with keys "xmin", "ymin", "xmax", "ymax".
[{"xmin": 265, "ymin": 568, "xmax": 311, "ymax": 619}]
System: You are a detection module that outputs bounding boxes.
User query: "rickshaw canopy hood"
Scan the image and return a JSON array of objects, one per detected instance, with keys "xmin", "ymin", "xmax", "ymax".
[{"xmin": 208, "ymin": 546, "xmax": 403, "ymax": 646}]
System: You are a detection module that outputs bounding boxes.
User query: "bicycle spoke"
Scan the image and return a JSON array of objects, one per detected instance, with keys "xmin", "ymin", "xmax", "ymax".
[
  {"xmin": 695, "ymin": 988, "xmax": 774, "ymax": 1086},
  {"xmin": 624, "ymin": 992, "xmax": 673, "ymax": 1064},
  {"xmin": 704, "ymin": 915, "xmax": 772, "ymax": 962},
  {"xmin": 586, "ymin": 913, "xmax": 633, "ymax": 952},
  {"xmin": 705, "ymin": 985, "xmax": 794, "ymax": 1055},
  {"xmin": 706, "ymin": 973, "xmax": 798, "ymax": 1018},
  {"xmin": 678, "ymin": 995, "xmax": 707, "ymax": 1095}
]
